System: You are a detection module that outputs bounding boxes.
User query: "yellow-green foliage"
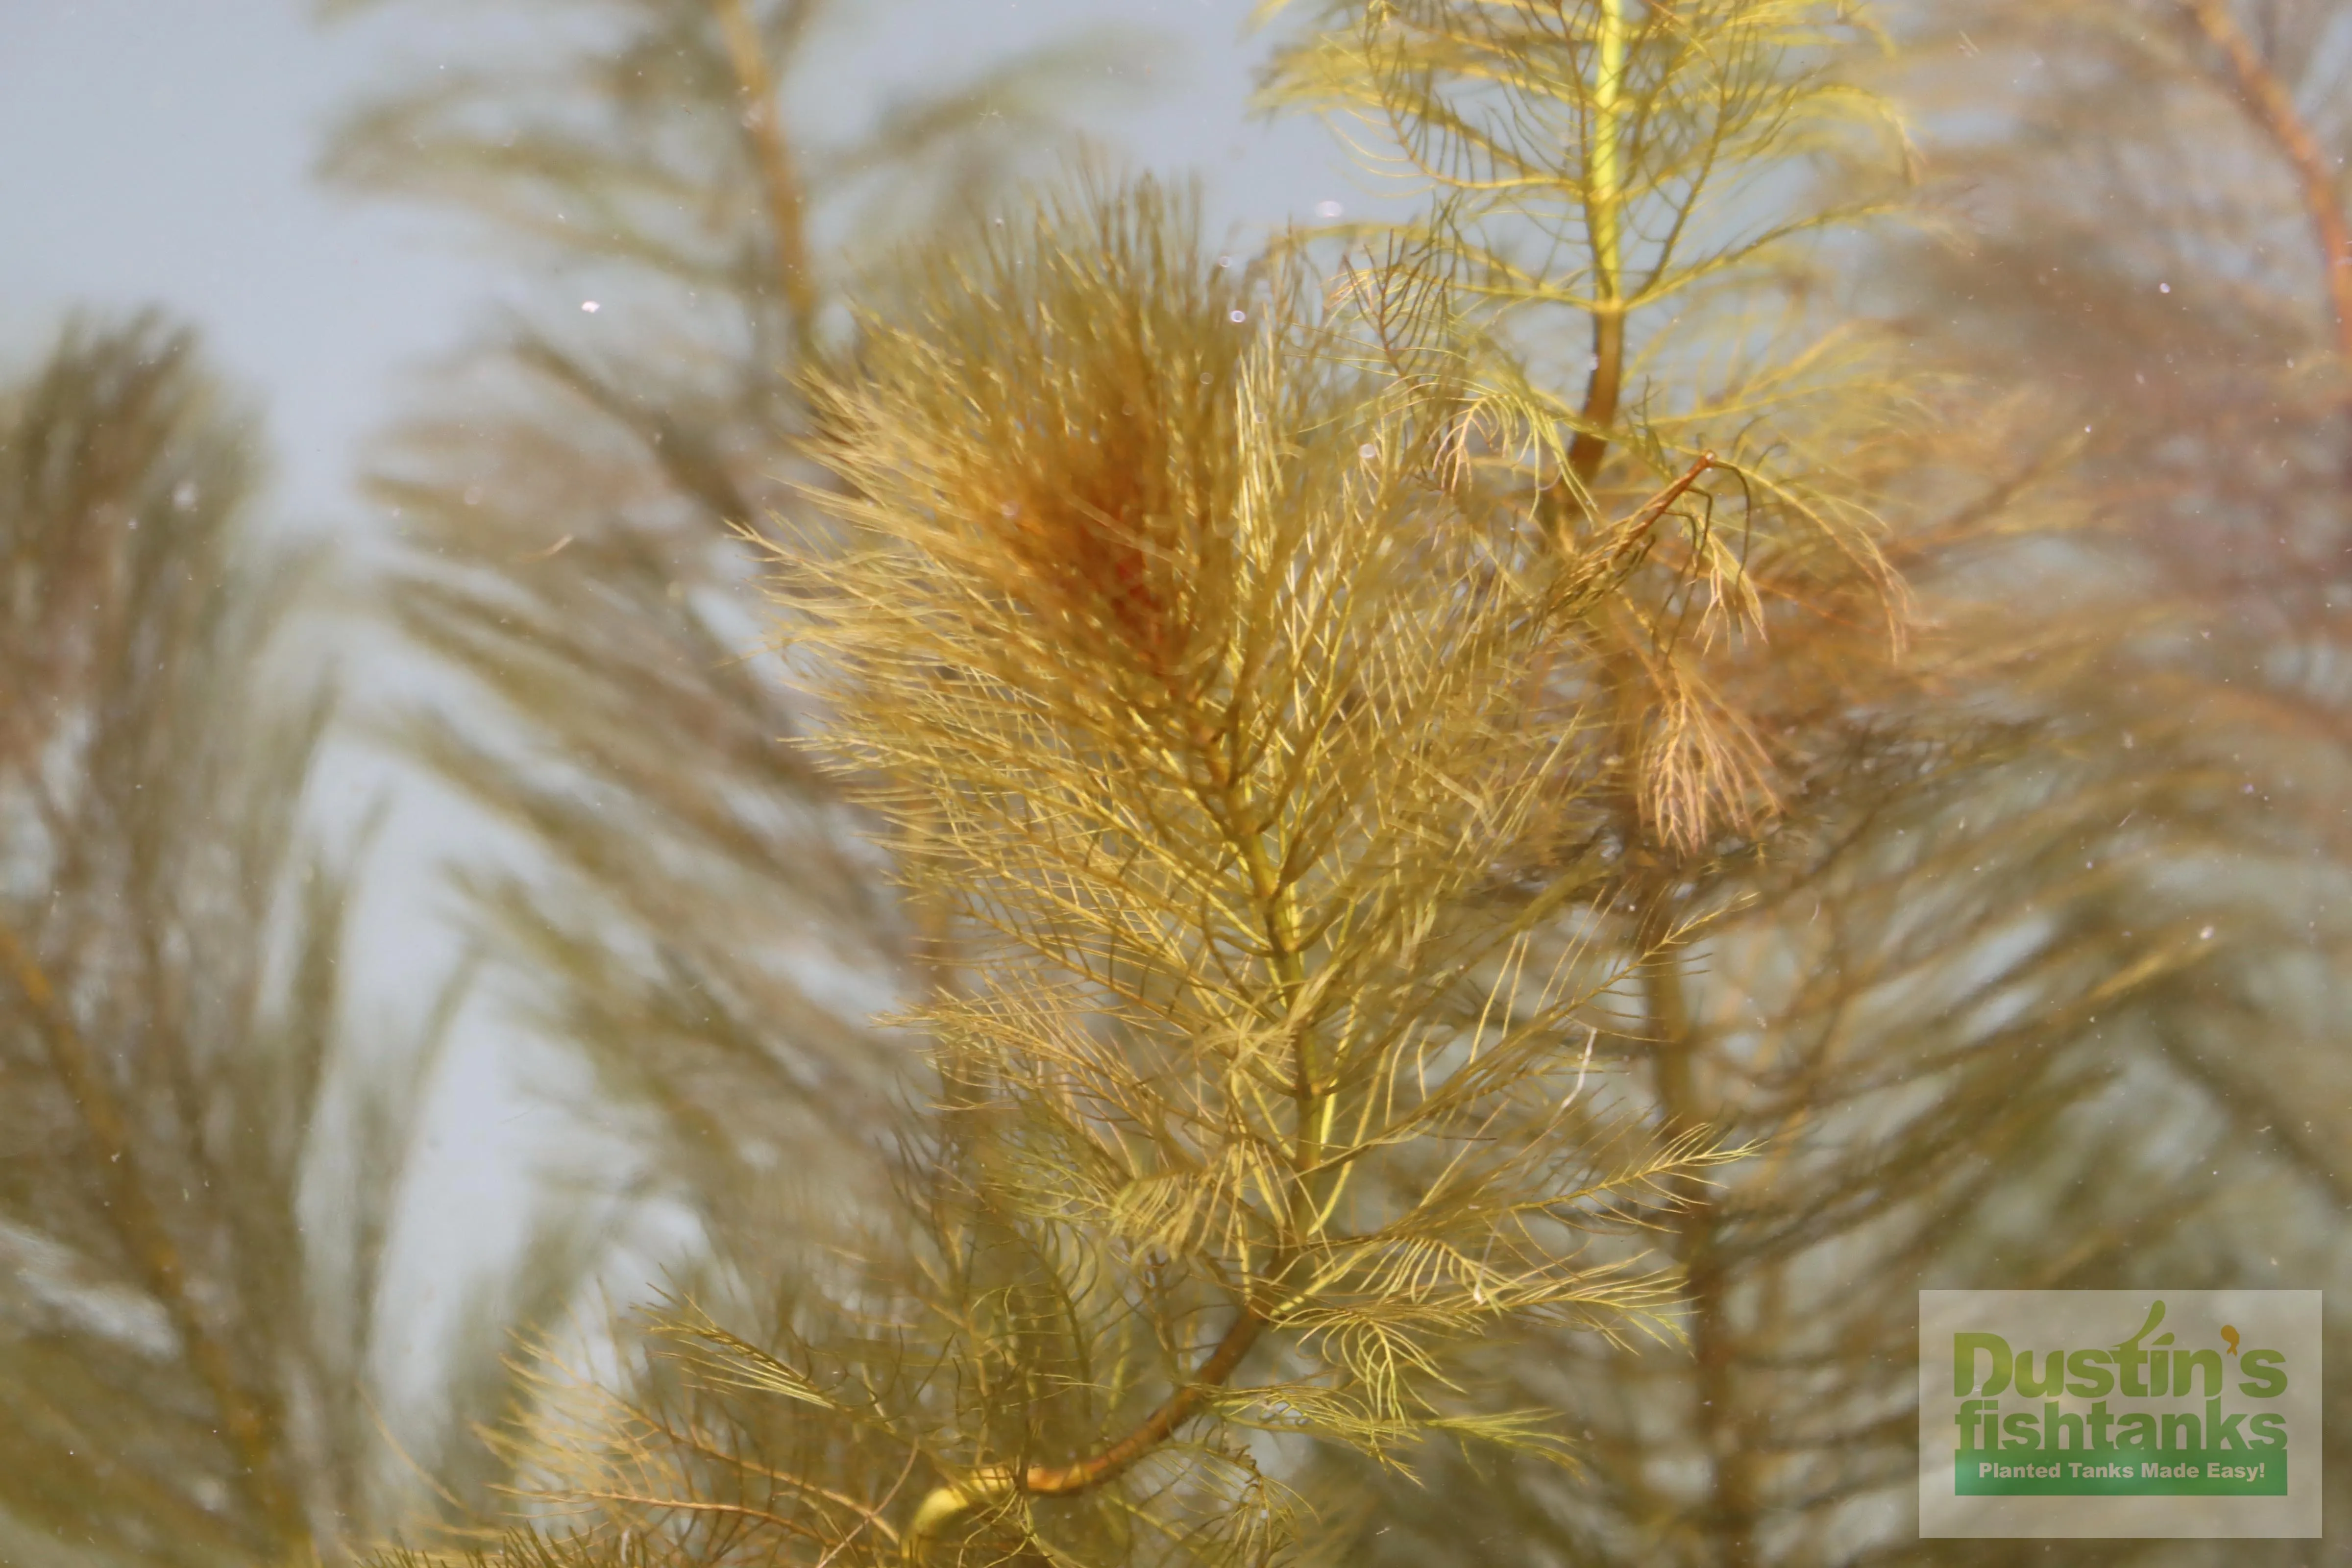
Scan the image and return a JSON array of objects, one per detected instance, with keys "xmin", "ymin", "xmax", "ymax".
[
  {"xmin": 775, "ymin": 176, "xmax": 1739, "ymax": 1562},
  {"xmin": 376, "ymin": 4, "xmax": 1947, "ymax": 1565},
  {"xmin": 1263, "ymin": 0, "xmax": 1918, "ymax": 853}
]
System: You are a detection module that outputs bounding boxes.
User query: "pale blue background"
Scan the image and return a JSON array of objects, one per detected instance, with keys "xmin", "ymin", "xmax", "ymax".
[{"xmin": 0, "ymin": 0, "xmax": 1367, "ymax": 1392}]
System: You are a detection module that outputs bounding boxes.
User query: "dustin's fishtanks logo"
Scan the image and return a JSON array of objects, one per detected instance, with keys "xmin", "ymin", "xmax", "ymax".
[{"xmin": 1920, "ymin": 1291, "xmax": 2321, "ymax": 1538}]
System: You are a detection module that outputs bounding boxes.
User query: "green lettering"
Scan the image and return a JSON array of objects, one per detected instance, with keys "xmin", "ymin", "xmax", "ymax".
[
  {"xmin": 2248, "ymin": 1412, "xmax": 2286, "ymax": 1449},
  {"xmin": 2114, "ymin": 1300, "xmax": 2165, "ymax": 1398},
  {"xmin": 2175, "ymin": 1348, "xmax": 2222, "ymax": 1398},
  {"xmin": 2015, "ymin": 1349, "xmax": 2067, "ymax": 1397},
  {"xmin": 2238, "ymin": 1349, "xmax": 2287, "ymax": 1398},
  {"xmin": 2044, "ymin": 1400, "xmax": 2083, "ymax": 1451},
  {"xmin": 1956, "ymin": 1332, "xmax": 2011, "ymax": 1397},
  {"xmin": 2066, "ymin": 1348, "xmax": 2114, "ymax": 1398},
  {"xmin": 2208, "ymin": 1399, "xmax": 2247, "ymax": 1451},
  {"xmin": 2086, "ymin": 1399, "xmax": 2114, "ymax": 1449}
]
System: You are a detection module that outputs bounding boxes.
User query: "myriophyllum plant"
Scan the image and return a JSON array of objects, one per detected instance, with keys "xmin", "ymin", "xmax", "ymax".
[
  {"xmin": 1264, "ymin": 0, "xmax": 1916, "ymax": 846},
  {"xmin": 396, "ymin": 181, "xmax": 1747, "ymax": 1568},
  {"xmin": 384, "ymin": 0, "xmax": 1935, "ymax": 1561},
  {"xmin": 779, "ymin": 178, "xmax": 1731, "ymax": 1562}
]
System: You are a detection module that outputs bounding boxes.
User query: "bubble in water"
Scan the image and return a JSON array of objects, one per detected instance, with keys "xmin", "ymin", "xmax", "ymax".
[
  {"xmin": 172, "ymin": 481, "xmax": 198, "ymax": 511},
  {"xmin": 2200, "ymin": 925, "xmax": 2214, "ymax": 940},
  {"xmin": 1315, "ymin": 199, "xmax": 1345, "ymax": 219},
  {"xmin": 1229, "ymin": 310, "xmax": 1247, "ymax": 324},
  {"xmin": 581, "ymin": 300, "xmax": 601, "ymax": 313},
  {"xmin": 1359, "ymin": 443, "xmax": 1377, "ymax": 460}
]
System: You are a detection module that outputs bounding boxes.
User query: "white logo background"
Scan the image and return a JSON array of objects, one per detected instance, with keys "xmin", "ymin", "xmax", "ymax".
[{"xmin": 1919, "ymin": 1290, "xmax": 2321, "ymax": 1539}]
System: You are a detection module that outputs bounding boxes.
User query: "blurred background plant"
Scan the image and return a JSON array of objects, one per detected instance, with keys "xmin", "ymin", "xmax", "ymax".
[
  {"xmin": 1281, "ymin": 2, "xmax": 2352, "ymax": 1565},
  {"xmin": 0, "ymin": 314, "xmax": 554, "ymax": 1567},
  {"xmin": 314, "ymin": 0, "xmax": 1145, "ymax": 1256},
  {"xmin": 5, "ymin": 0, "xmax": 2351, "ymax": 1565},
  {"xmin": 4, "ymin": 0, "xmax": 1142, "ymax": 1558}
]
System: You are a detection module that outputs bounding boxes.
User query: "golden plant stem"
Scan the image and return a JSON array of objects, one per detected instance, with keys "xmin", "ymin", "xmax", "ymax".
[
  {"xmin": 709, "ymin": 0, "xmax": 821, "ymax": 363},
  {"xmin": 1188, "ymin": 707, "xmax": 1325, "ymax": 1183},
  {"xmin": 1023, "ymin": 1308, "xmax": 1267, "ymax": 1495},
  {"xmin": 0, "ymin": 915, "xmax": 304, "ymax": 1558},
  {"xmin": 901, "ymin": 820, "xmax": 966, "ymax": 1006},
  {"xmin": 1232, "ymin": 781, "xmax": 1322, "ymax": 1170},
  {"xmin": 1568, "ymin": 0, "xmax": 1631, "ymax": 487},
  {"xmin": 901, "ymin": 1309, "xmax": 1266, "ymax": 1563},
  {"xmin": 2181, "ymin": 0, "xmax": 2352, "ymax": 368},
  {"xmin": 903, "ymin": 726, "xmax": 1304, "ymax": 1560}
]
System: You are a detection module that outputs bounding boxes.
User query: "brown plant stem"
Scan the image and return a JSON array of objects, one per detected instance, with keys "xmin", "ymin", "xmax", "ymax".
[
  {"xmin": 1633, "ymin": 886, "xmax": 1753, "ymax": 1568},
  {"xmin": 901, "ymin": 1307, "xmax": 1265, "ymax": 1562},
  {"xmin": 2180, "ymin": 0, "xmax": 2352, "ymax": 368},
  {"xmin": 1568, "ymin": 307, "xmax": 1628, "ymax": 489},
  {"xmin": 710, "ymin": 0, "xmax": 821, "ymax": 365},
  {"xmin": 1022, "ymin": 1308, "xmax": 1267, "ymax": 1495},
  {"xmin": 903, "ymin": 702, "xmax": 1300, "ymax": 1559},
  {"xmin": 0, "ymin": 915, "xmax": 303, "ymax": 1558}
]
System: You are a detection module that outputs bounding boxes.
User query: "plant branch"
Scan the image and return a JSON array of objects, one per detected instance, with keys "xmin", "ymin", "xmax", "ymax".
[
  {"xmin": 1568, "ymin": 0, "xmax": 1631, "ymax": 487},
  {"xmin": 0, "ymin": 915, "xmax": 302, "ymax": 1557},
  {"xmin": 1631, "ymin": 881, "xmax": 1753, "ymax": 1568},
  {"xmin": 901, "ymin": 1306, "xmax": 1265, "ymax": 1562},
  {"xmin": 710, "ymin": 0, "xmax": 821, "ymax": 364},
  {"xmin": 2180, "ymin": 0, "xmax": 2352, "ymax": 368}
]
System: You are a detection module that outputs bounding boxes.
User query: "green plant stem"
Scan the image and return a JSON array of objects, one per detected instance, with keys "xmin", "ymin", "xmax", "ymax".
[
  {"xmin": 1571, "ymin": 49, "xmax": 1748, "ymax": 1538},
  {"xmin": 1568, "ymin": 0, "xmax": 1631, "ymax": 487}
]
